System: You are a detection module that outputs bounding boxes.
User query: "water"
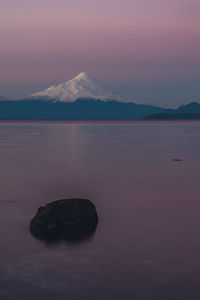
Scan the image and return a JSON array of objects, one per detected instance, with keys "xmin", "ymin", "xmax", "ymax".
[{"xmin": 0, "ymin": 121, "xmax": 200, "ymax": 300}]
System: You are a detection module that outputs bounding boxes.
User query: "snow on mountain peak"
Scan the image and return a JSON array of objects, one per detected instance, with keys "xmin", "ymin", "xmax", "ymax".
[
  {"xmin": 73, "ymin": 72, "xmax": 91, "ymax": 80},
  {"xmin": 31, "ymin": 72, "xmax": 122, "ymax": 102}
]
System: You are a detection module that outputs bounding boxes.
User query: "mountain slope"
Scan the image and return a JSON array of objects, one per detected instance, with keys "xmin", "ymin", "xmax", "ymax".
[
  {"xmin": 31, "ymin": 72, "xmax": 122, "ymax": 102},
  {"xmin": 145, "ymin": 102, "xmax": 200, "ymax": 119},
  {"xmin": 0, "ymin": 99, "xmax": 163, "ymax": 120}
]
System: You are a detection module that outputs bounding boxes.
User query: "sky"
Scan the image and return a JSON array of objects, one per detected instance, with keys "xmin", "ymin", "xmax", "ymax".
[{"xmin": 0, "ymin": 0, "xmax": 200, "ymax": 107}]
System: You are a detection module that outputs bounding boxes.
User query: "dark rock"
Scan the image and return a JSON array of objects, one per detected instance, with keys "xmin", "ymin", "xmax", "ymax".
[
  {"xmin": 30, "ymin": 198, "xmax": 98, "ymax": 241},
  {"xmin": 172, "ymin": 159, "xmax": 183, "ymax": 162}
]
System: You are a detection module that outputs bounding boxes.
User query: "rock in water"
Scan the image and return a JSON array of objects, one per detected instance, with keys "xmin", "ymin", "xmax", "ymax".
[
  {"xmin": 172, "ymin": 158, "xmax": 183, "ymax": 162},
  {"xmin": 30, "ymin": 198, "xmax": 98, "ymax": 241}
]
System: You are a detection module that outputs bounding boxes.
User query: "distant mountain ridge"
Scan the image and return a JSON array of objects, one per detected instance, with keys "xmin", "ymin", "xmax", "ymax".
[
  {"xmin": 0, "ymin": 98, "xmax": 199, "ymax": 120},
  {"xmin": 0, "ymin": 72, "xmax": 200, "ymax": 120},
  {"xmin": 146, "ymin": 102, "xmax": 200, "ymax": 120},
  {"xmin": 0, "ymin": 98, "xmax": 163, "ymax": 120}
]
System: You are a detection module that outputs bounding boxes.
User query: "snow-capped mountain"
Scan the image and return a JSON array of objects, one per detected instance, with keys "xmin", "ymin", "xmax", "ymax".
[{"xmin": 31, "ymin": 72, "xmax": 122, "ymax": 102}]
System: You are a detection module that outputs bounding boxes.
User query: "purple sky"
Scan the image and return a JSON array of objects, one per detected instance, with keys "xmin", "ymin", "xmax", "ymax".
[{"xmin": 0, "ymin": 0, "xmax": 200, "ymax": 107}]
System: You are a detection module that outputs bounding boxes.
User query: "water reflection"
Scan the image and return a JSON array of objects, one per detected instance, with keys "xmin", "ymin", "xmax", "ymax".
[
  {"xmin": 30, "ymin": 228, "xmax": 98, "ymax": 246},
  {"xmin": 0, "ymin": 121, "xmax": 200, "ymax": 299}
]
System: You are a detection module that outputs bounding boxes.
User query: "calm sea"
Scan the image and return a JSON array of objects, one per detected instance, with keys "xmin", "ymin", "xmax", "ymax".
[{"xmin": 0, "ymin": 121, "xmax": 200, "ymax": 300}]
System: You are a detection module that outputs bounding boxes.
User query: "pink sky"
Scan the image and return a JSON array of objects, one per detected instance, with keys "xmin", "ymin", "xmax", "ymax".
[{"xmin": 0, "ymin": 0, "xmax": 200, "ymax": 106}]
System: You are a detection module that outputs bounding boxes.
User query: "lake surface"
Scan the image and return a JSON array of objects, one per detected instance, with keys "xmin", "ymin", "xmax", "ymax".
[{"xmin": 0, "ymin": 121, "xmax": 200, "ymax": 300}]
